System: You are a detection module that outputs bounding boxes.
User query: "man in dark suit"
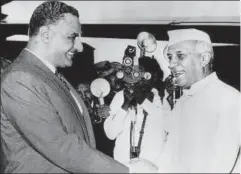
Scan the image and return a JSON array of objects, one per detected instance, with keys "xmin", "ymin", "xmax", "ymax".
[{"xmin": 1, "ymin": 1, "xmax": 131, "ymax": 173}]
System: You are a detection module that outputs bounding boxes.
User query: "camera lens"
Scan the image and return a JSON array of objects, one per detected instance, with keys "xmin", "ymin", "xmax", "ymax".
[
  {"xmin": 144, "ymin": 72, "xmax": 152, "ymax": 80},
  {"xmin": 116, "ymin": 71, "xmax": 124, "ymax": 79},
  {"xmin": 133, "ymin": 72, "xmax": 140, "ymax": 78},
  {"xmin": 125, "ymin": 67, "xmax": 132, "ymax": 74}
]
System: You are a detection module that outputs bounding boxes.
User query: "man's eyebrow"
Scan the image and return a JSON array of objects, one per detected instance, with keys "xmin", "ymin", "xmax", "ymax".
[
  {"xmin": 175, "ymin": 50, "xmax": 185, "ymax": 53},
  {"xmin": 69, "ymin": 32, "xmax": 81, "ymax": 37},
  {"xmin": 167, "ymin": 50, "xmax": 186, "ymax": 55}
]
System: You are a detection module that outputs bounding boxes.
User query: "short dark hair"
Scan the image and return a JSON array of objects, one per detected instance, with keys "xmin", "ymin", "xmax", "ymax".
[{"xmin": 28, "ymin": 1, "xmax": 79, "ymax": 37}]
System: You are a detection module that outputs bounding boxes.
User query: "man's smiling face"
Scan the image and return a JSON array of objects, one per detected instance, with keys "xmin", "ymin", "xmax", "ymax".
[{"xmin": 167, "ymin": 40, "xmax": 203, "ymax": 89}]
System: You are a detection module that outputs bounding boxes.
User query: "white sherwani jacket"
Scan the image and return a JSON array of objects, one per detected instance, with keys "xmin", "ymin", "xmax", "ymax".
[{"xmin": 157, "ymin": 72, "xmax": 240, "ymax": 173}]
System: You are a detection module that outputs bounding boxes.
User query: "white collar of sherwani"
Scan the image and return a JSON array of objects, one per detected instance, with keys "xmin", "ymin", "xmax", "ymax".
[{"xmin": 182, "ymin": 72, "xmax": 217, "ymax": 97}]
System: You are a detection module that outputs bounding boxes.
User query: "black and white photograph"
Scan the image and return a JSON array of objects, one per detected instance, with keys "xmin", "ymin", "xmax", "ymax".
[{"xmin": 0, "ymin": 1, "xmax": 240, "ymax": 173}]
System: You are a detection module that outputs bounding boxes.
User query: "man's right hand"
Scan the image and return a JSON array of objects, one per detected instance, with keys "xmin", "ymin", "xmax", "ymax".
[
  {"xmin": 96, "ymin": 105, "xmax": 110, "ymax": 118},
  {"xmin": 129, "ymin": 158, "xmax": 158, "ymax": 173}
]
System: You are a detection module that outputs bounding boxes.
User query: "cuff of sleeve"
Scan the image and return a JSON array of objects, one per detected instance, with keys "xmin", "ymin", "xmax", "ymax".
[
  {"xmin": 109, "ymin": 107, "xmax": 128, "ymax": 117},
  {"xmin": 141, "ymin": 99, "xmax": 154, "ymax": 114},
  {"xmin": 119, "ymin": 107, "xmax": 128, "ymax": 115}
]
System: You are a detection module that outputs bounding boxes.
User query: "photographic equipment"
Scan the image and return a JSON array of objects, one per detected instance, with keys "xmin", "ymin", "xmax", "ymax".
[
  {"xmin": 115, "ymin": 44, "xmax": 154, "ymax": 89},
  {"xmin": 137, "ymin": 31, "xmax": 157, "ymax": 57},
  {"xmin": 91, "ymin": 31, "xmax": 164, "ymax": 124},
  {"xmin": 123, "ymin": 45, "xmax": 136, "ymax": 67},
  {"xmin": 90, "ymin": 78, "xmax": 111, "ymax": 105},
  {"xmin": 90, "ymin": 78, "xmax": 111, "ymax": 123}
]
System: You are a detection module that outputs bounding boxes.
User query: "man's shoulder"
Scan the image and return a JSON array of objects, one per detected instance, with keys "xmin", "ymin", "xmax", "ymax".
[
  {"xmin": 213, "ymin": 78, "xmax": 240, "ymax": 96},
  {"xmin": 2, "ymin": 55, "xmax": 53, "ymax": 83},
  {"xmin": 208, "ymin": 78, "xmax": 240, "ymax": 104},
  {"xmin": 1, "ymin": 60, "xmax": 48, "ymax": 88},
  {"xmin": 2, "ymin": 70, "xmax": 41, "ymax": 88}
]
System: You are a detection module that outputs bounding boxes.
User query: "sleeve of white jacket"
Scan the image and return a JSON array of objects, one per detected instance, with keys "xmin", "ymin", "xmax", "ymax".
[
  {"xmin": 104, "ymin": 108, "xmax": 128, "ymax": 140},
  {"xmin": 141, "ymin": 88, "xmax": 171, "ymax": 117},
  {"xmin": 207, "ymin": 93, "xmax": 240, "ymax": 173},
  {"xmin": 103, "ymin": 90, "xmax": 129, "ymax": 140}
]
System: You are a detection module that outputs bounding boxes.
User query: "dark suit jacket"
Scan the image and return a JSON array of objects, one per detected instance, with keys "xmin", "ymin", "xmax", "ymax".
[{"xmin": 1, "ymin": 49, "xmax": 128, "ymax": 173}]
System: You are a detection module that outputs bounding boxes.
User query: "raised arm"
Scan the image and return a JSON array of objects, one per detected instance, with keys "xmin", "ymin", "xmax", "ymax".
[{"xmin": 104, "ymin": 90, "xmax": 129, "ymax": 140}]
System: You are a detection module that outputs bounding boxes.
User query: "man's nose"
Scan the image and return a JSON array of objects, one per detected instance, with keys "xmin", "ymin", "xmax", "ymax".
[
  {"xmin": 74, "ymin": 37, "xmax": 83, "ymax": 52},
  {"xmin": 168, "ymin": 58, "xmax": 178, "ymax": 70}
]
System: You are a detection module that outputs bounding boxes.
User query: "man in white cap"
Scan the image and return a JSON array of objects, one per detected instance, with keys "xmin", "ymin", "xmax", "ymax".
[
  {"xmin": 156, "ymin": 28, "xmax": 240, "ymax": 172},
  {"xmin": 130, "ymin": 28, "xmax": 240, "ymax": 173}
]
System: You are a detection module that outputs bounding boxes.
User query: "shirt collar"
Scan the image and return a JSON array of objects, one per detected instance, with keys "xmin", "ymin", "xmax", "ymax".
[
  {"xmin": 24, "ymin": 48, "xmax": 56, "ymax": 73},
  {"xmin": 182, "ymin": 72, "xmax": 218, "ymax": 96}
]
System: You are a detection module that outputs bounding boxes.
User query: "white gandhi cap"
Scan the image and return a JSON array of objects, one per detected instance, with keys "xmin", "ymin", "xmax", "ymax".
[{"xmin": 167, "ymin": 28, "xmax": 212, "ymax": 46}]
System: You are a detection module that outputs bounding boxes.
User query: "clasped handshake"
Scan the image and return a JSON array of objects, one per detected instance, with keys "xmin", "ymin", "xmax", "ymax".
[{"xmin": 126, "ymin": 158, "xmax": 158, "ymax": 173}]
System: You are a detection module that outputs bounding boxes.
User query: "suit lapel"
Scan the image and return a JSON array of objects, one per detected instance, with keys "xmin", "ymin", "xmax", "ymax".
[
  {"xmin": 64, "ymin": 80, "xmax": 96, "ymax": 147},
  {"xmin": 19, "ymin": 49, "xmax": 94, "ymax": 146}
]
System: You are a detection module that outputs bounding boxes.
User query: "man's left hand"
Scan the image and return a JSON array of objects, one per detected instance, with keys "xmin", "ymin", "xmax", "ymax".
[
  {"xmin": 96, "ymin": 105, "xmax": 110, "ymax": 118},
  {"xmin": 129, "ymin": 158, "xmax": 158, "ymax": 173}
]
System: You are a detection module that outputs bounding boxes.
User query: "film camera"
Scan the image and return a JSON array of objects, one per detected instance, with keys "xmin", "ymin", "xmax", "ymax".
[
  {"xmin": 116, "ymin": 45, "xmax": 153, "ymax": 90},
  {"xmin": 93, "ymin": 32, "xmax": 163, "ymax": 106},
  {"xmin": 90, "ymin": 31, "xmax": 166, "ymax": 123},
  {"xmin": 118, "ymin": 31, "xmax": 158, "ymax": 88}
]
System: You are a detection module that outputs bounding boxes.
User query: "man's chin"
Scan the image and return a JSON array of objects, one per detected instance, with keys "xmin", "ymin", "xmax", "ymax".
[
  {"xmin": 58, "ymin": 62, "xmax": 72, "ymax": 68},
  {"xmin": 65, "ymin": 60, "xmax": 73, "ymax": 67},
  {"xmin": 180, "ymin": 82, "xmax": 192, "ymax": 89},
  {"xmin": 176, "ymin": 79, "xmax": 186, "ymax": 88}
]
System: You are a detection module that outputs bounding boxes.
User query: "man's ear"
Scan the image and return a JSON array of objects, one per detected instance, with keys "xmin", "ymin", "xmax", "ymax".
[
  {"xmin": 39, "ymin": 26, "xmax": 50, "ymax": 43},
  {"xmin": 201, "ymin": 52, "xmax": 211, "ymax": 67}
]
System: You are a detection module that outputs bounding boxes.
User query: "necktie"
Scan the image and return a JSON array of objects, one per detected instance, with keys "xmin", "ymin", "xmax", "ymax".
[
  {"xmin": 54, "ymin": 71, "xmax": 90, "ymax": 143},
  {"xmin": 55, "ymin": 71, "xmax": 70, "ymax": 90}
]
